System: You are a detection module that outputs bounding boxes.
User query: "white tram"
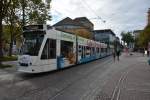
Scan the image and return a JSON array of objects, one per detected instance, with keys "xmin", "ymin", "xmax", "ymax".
[{"xmin": 18, "ymin": 24, "xmax": 112, "ymax": 73}]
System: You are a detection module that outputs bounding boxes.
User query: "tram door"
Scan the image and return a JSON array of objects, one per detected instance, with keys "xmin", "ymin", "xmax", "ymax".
[
  {"xmin": 60, "ymin": 40, "xmax": 75, "ymax": 68},
  {"xmin": 40, "ymin": 38, "xmax": 57, "ymax": 71}
]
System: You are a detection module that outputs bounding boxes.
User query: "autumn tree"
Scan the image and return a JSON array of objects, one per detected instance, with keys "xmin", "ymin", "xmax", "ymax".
[{"xmin": 137, "ymin": 26, "xmax": 150, "ymax": 48}]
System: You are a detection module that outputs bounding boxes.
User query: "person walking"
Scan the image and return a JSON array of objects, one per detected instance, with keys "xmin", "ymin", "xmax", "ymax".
[
  {"xmin": 113, "ymin": 50, "xmax": 116, "ymax": 62},
  {"xmin": 116, "ymin": 49, "xmax": 120, "ymax": 61}
]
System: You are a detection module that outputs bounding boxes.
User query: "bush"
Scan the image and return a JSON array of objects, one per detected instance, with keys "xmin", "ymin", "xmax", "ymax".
[
  {"xmin": 0, "ymin": 64, "xmax": 12, "ymax": 68},
  {"xmin": 0, "ymin": 56, "xmax": 18, "ymax": 62}
]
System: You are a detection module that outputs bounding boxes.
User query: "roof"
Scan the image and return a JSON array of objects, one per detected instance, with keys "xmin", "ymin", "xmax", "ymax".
[
  {"xmin": 74, "ymin": 17, "xmax": 94, "ymax": 26},
  {"xmin": 93, "ymin": 29, "xmax": 116, "ymax": 36},
  {"xmin": 53, "ymin": 17, "xmax": 81, "ymax": 26},
  {"xmin": 133, "ymin": 30, "xmax": 142, "ymax": 33},
  {"xmin": 53, "ymin": 17, "xmax": 82, "ymax": 27}
]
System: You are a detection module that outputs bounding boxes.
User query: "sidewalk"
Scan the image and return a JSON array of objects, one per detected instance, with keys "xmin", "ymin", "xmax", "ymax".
[
  {"xmin": 95, "ymin": 52, "xmax": 150, "ymax": 100},
  {"xmin": 0, "ymin": 61, "xmax": 17, "ymax": 74}
]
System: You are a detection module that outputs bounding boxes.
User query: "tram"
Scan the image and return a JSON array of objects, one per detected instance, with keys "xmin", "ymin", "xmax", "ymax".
[{"xmin": 18, "ymin": 24, "xmax": 113, "ymax": 73}]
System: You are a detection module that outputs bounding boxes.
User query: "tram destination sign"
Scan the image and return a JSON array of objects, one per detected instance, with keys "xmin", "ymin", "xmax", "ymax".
[{"xmin": 23, "ymin": 25, "xmax": 43, "ymax": 31}]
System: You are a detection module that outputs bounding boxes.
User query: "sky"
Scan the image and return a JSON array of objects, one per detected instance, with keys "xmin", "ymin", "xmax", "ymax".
[{"xmin": 48, "ymin": 0, "xmax": 150, "ymax": 37}]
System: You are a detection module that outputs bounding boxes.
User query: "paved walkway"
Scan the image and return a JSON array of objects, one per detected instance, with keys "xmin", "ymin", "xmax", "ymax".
[{"xmin": 95, "ymin": 52, "xmax": 150, "ymax": 100}]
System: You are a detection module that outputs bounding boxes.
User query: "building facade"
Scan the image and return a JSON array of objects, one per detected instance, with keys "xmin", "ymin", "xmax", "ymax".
[
  {"xmin": 132, "ymin": 30, "xmax": 142, "ymax": 39},
  {"xmin": 53, "ymin": 17, "xmax": 93, "ymax": 39},
  {"xmin": 93, "ymin": 29, "xmax": 116, "ymax": 52},
  {"xmin": 93, "ymin": 29, "xmax": 116, "ymax": 44}
]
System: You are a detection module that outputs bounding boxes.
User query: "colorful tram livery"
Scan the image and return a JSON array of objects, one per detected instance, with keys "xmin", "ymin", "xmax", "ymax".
[{"xmin": 18, "ymin": 25, "xmax": 113, "ymax": 73}]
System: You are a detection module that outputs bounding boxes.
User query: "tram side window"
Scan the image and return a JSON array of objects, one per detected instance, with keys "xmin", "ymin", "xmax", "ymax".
[
  {"xmin": 86, "ymin": 46, "xmax": 90, "ymax": 55},
  {"xmin": 61, "ymin": 40, "xmax": 73, "ymax": 58},
  {"xmin": 96, "ymin": 48, "xmax": 99, "ymax": 53},
  {"xmin": 101, "ymin": 48, "xmax": 104, "ymax": 53},
  {"xmin": 41, "ymin": 39, "xmax": 56, "ymax": 59},
  {"xmin": 81, "ymin": 46, "xmax": 84, "ymax": 58},
  {"xmin": 84, "ymin": 46, "xmax": 86, "ymax": 58},
  {"xmin": 78, "ymin": 45, "xmax": 82, "ymax": 55},
  {"xmin": 92, "ymin": 47, "xmax": 95, "ymax": 55}
]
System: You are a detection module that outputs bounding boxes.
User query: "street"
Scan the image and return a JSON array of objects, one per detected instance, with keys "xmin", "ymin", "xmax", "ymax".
[{"xmin": 0, "ymin": 53, "xmax": 150, "ymax": 100}]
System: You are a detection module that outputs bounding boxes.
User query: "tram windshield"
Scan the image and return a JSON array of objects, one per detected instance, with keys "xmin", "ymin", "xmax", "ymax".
[{"xmin": 20, "ymin": 31, "xmax": 45, "ymax": 56}]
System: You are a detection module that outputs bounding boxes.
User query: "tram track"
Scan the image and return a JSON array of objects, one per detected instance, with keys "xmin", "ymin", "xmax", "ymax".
[
  {"xmin": 47, "ymin": 58, "xmax": 113, "ymax": 100},
  {"xmin": 10, "ymin": 56, "xmax": 112, "ymax": 100}
]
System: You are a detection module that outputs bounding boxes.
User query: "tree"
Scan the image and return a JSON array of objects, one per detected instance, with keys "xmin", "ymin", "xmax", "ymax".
[
  {"xmin": 20, "ymin": 0, "xmax": 51, "ymax": 25},
  {"xmin": 137, "ymin": 26, "xmax": 150, "ymax": 48},
  {"xmin": 4, "ymin": 0, "xmax": 21, "ymax": 56},
  {"xmin": 121, "ymin": 32, "xmax": 134, "ymax": 47},
  {"xmin": 0, "ymin": 0, "xmax": 12, "ymax": 65},
  {"xmin": 2, "ymin": 0, "xmax": 51, "ymax": 56},
  {"xmin": 0, "ymin": 0, "xmax": 51, "ymax": 65}
]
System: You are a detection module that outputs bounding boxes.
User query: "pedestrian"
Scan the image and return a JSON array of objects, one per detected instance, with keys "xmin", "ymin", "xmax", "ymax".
[
  {"xmin": 116, "ymin": 50, "xmax": 120, "ymax": 61},
  {"xmin": 142, "ymin": 49, "xmax": 144, "ymax": 56},
  {"xmin": 113, "ymin": 50, "xmax": 116, "ymax": 61}
]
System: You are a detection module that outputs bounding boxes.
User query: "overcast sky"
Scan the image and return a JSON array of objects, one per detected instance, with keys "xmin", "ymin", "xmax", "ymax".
[{"xmin": 48, "ymin": 0, "xmax": 150, "ymax": 37}]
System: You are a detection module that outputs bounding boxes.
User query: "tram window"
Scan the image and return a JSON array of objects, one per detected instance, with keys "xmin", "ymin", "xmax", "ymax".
[
  {"xmin": 101, "ymin": 48, "xmax": 104, "ymax": 53},
  {"xmin": 96, "ymin": 48, "xmax": 99, "ymax": 53},
  {"xmin": 86, "ymin": 46, "xmax": 90, "ymax": 55},
  {"xmin": 61, "ymin": 40, "xmax": 73, "ymax": 58},
  {"xmin": 92, "ymin": 47, "xmax": 95, "ymax": 55},
  {"xmin": 78, "ymin": 45, "xmax": 81, "ymax": 53},
  {"xmin": 41, "ymin": 39, "xmax": 56, "ymax": 59},
  {"xmin": 84, "ymin": 46, "xmax": 86, "ymax": 57},
  {"xmin": 105, "ymin": 48, "xmax": 107, "ymax": 53},
  {"xmin": 81, "ymin": 46, "xmax": 84, "ymax": 58}
]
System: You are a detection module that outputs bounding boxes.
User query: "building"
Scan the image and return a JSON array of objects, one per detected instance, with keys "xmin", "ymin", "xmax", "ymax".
[
  {"xmin": 93, "ymin": 29, "xmax": 116, "ymax": 52},
  {"xmin": 53, "ymin": 17, "xmax": 81, "ymax": 30},
  {"xmin": 147, "ymin": 8, "xmax": 150, "ymax": 26},
  {"xmin": 132, "ymin": 30, "xmax": 142, "ymax": 39},
  {"xmin": 74, "ymin": 17, "xmax": 94, "ymax": 31},
  {"xmin": 93, "ymin": 29, "xmax": 116, "ymax": 44},
  {"xmin": 53, "ymin": 17, "xmax": 93, "ymax": 39},
  {"xmin": 115, "ymin": 36, "xmax": 120, "ymax": 43}
]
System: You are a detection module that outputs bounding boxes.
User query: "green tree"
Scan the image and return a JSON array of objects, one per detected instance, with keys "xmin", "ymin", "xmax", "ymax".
[
  {"xmin": 0, "ymin": 0, "xmax": 51, "ymax": 65},
  {"xmin": 0, "ymin": 0, "xmax": 12, "ymax": 65},
  {"xmin": 2, "ymin": 0, "xmax": 51, "ymax": 56},
  {"xmin": 4, "ymin": 0, "xmax": 21, "ymax": 56},
  {"xmin": 121, "ymin": 32, "xmax": 134, "ymax": 47},
  {"xmin": 20, "ymin": 0, "xmax": 51, "ymax": 25}
]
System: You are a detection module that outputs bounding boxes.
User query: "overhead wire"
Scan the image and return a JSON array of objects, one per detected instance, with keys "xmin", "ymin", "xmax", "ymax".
[{"xmin": 79, "ymin": 0, "xmax": 106, "ymax": 23}]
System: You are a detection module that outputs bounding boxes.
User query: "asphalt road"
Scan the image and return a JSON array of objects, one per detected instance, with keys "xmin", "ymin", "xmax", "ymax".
[{"xmin": 0, "ymin": 53, "xmax": 149, "ymax": 100}]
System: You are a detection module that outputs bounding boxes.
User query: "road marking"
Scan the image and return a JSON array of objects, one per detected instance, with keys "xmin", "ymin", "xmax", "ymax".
[
  {"xmin": 110, "ymin": 68, "xmax": 131, "ymax": 100},
  {"xmin": 116, "ymin": 89, "xmax": 120, "ymax": 100}
]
